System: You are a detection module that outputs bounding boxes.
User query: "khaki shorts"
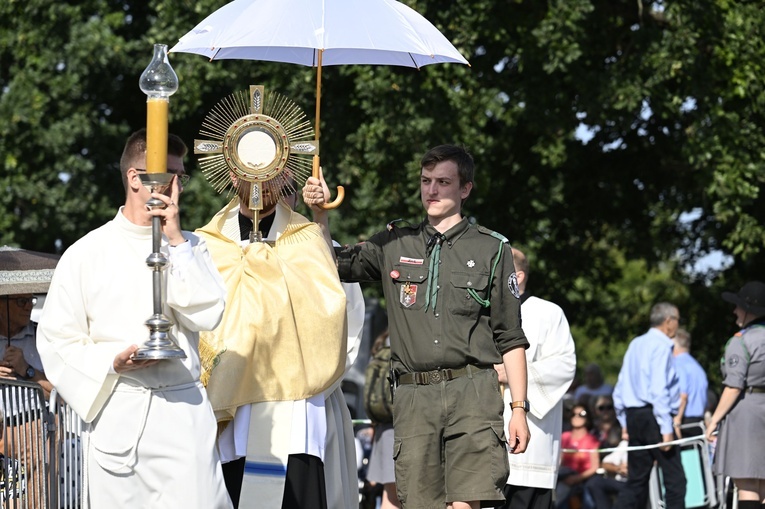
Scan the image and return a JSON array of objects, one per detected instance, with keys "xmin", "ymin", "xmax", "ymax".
[{"xmin": 392, "ymin": 367, "xmax": 509, "ymax": 508}]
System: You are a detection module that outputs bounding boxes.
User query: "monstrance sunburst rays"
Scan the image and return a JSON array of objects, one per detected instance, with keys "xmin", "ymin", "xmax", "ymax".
[{"xmin": 194, "ymin": 85, "xmax": 318, "ymax": 207}]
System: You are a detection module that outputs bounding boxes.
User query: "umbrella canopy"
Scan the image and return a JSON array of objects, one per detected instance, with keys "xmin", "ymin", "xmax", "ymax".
[
  {"xmin": 0, "ymin": 246, "xmax": 60, "ymax": 296},
  {"xmin": 171, "ymin": 0, "xmax": 469, "ymax": 209},
  {"xmin": 170, "ymin": 0, "xmax": 469, "ymax": 68}
]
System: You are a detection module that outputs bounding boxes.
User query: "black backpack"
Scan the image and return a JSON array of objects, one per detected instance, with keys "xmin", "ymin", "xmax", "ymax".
[{"xmin": 363, "ymin": 346, "xmax": 393, "ymax": 424}]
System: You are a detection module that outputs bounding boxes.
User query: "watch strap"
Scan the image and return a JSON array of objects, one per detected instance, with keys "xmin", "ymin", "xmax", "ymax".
[{"xmin": 510, "ymin": 400, "xmax": 529, "ymax": 412}]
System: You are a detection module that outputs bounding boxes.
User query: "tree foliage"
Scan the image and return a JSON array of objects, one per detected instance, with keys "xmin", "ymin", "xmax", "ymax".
[{"xmin": 2, "ymin": 0, "xmax": 764, "ymax": 385}]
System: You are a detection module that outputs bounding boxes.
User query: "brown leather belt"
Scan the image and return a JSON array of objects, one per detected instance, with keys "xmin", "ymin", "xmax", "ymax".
[
  {"xmin": 398, "ymin": 365, "xmax": 486, "ymax": 385},
  {"xmin": 748, "ymin": 386, "xmax": 765, "ymax": 393}
]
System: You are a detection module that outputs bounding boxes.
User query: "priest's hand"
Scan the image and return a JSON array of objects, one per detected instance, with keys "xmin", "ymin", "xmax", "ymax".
[
  {"xmin": 114, "ymin": 345, "xmax": 160, "ymax": 373},
  {"xmin": 302, "ymin": 167, "xmax": 336, "ymax": 255},
  {"xmin": 302, "ymin": 167, "xmax": 331, "ymax": 216},
  {"xmin": 149, "ymin": 175, "xmax": 186, "ymax": 247}
]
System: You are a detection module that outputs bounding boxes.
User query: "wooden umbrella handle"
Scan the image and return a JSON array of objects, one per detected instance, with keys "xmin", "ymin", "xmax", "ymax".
[{"xmin": 312, "ymin": 155, "xmax": 344, "ymax": 209}]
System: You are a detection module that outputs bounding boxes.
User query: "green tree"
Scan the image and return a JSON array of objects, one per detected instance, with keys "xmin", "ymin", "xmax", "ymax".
[{"xmin": 2, "ymin": 0, "xmax": 763, "ymax": 385}]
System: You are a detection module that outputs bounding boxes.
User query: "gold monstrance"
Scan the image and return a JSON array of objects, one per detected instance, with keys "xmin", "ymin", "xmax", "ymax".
[{"xmin": 194, "ymin": 85, "xmax": 318, "ymax": 242}]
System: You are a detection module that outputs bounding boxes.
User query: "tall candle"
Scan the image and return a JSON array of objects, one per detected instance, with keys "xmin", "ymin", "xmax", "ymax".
[
  {"xmin": 140, "ymin": 43, "xmax": 178, "ymax": 174},
  {"xmin": 146, "ymin": 97, "xmax": 169, "ymax": 174}
]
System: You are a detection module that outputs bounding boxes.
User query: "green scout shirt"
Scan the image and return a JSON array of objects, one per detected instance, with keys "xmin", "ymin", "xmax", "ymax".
[{"xmin": 335, "ymin": 217, "xmax": 528, "ymax": 374}]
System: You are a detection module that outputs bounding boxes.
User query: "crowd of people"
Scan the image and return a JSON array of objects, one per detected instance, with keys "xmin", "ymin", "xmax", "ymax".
[{"xmin": 1, "ymin": 130, "xmax": 764, "ymax": 509}]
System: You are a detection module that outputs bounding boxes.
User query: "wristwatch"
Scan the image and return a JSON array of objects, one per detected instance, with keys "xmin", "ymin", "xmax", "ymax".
[
  {"xmin": 510, "ymin": 400, "xmax": 530, "ymax": 412},
  {"xmin": 25, "ymin": 366, "xmax": 36, "ymax": 379}
]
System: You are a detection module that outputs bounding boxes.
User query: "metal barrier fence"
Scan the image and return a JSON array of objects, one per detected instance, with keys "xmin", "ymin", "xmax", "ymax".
[
  {"xmin": 0, "ymin": 379, "xmax": 53, "ymax": 509},
  {"xmin": 49, "ymin": 389, "xmax": 82, "ymax": 509},
  {"xmin": 0, "ymin": 381, "xmax": 83, "ymax": 509}
]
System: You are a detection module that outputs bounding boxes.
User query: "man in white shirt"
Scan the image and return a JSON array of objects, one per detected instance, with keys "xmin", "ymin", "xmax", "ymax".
[
  {"xmin": 37, "ymin": 129, "xmax": 232, "ymax": 508},
  {"xmin": 496, "ymin": 248, "xmax": 577, "ymax": 509}
]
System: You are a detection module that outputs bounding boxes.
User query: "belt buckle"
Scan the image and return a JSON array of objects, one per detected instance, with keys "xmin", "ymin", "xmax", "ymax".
[{"xmin": 429, "ymin": 370, "xmax": 442, "ymax": 384}]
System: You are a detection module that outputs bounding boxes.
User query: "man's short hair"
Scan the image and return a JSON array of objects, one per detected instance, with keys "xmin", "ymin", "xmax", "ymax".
[
  {"xmin": 420, "ymin": 144, "xmax": 474, "ymax": 188},
  {"xmin": 511, "ymin": 248, "xmax": 530, "ymax": 276},
  {"xmin": 649, "ymin": 302, "xmax": 678, "ymax": 327},
  {"xmin": 675, "ymin": 328, "xmax": 691, "ymax": 349},
  {"xmin": 119, "ymin": 129, "xmax": 188, "ymax": 191}
]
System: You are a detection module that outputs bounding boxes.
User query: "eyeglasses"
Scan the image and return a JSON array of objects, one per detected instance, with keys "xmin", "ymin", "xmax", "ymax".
[
  {"xmin": 12, "ymin": 297, "xmax": 37, "ymax": 307},
  {"xmin": 597, "ymin": 404, "xmax": 614, "ymax": 411},
  {"xmin": 572, "ymin": 410, "xmax": 588, "ymax": 418},
  {"xmin": 134, "ymin": 169, "xmax": 190, "ymax": 187}
]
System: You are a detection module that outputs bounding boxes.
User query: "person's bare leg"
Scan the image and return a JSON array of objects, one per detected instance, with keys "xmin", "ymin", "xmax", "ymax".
[{"xmin": 736, "ymin": 478, "xmax": 761, "ymax": 502}]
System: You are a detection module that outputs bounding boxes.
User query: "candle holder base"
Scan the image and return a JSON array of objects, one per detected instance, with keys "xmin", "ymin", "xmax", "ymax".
[
  {"xmin": 133, "ymin": 345, "xmax": 186, "ymax": 360},
  {"xmin": 134, "ymin": 314, "xmax": 187, "ymax": 360}
]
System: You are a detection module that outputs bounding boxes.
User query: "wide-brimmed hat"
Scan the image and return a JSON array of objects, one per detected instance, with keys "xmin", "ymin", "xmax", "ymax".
[
  {"xmin": 722, "ymin": 281, "xmax": 765, "ymax": 316},
  {"xmin": 0, "ymin": 246, "xmax": 60, "ymax": 295}
]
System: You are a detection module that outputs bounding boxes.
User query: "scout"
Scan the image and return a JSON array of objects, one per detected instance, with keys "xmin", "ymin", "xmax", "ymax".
[{"xmin": 304, "ymin": 144, "xmax": 530, "ymax": 509}]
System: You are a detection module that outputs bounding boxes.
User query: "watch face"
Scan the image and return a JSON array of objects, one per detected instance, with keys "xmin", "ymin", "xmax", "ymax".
[{"xmin": 26, "ymin": 367, "xmax": 35, "ymax": 379}]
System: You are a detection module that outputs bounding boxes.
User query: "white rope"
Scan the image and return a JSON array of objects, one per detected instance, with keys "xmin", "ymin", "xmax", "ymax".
[
  {"xmin": 562, "ymin": 434, "xmax": 708, "ymax": 454},
  {"xmin": 351, "ymin": 420, "xmax": 710, "ymax": 454}
]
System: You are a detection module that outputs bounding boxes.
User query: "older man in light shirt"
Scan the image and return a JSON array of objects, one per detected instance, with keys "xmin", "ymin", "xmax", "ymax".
[{"xmin": 613, "ymin": 302, "xmax": 686, "ymax": 509}]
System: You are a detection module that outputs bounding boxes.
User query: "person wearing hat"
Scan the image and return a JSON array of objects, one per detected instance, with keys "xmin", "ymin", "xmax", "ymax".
[{"xmin": 707, "ymin": 281, "xmax": 765, "ymax": 509}]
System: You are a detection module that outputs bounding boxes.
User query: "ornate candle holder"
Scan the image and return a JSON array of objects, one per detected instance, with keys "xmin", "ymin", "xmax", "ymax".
[{"xmin": 133, "ymin": 44, "xmax": 186, "ymax": 360}]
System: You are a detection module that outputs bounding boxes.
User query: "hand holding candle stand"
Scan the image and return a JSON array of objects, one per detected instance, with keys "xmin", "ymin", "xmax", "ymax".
[{"xmin": 134, "ymin": 43, "xmax": 186, "ymax": 360}]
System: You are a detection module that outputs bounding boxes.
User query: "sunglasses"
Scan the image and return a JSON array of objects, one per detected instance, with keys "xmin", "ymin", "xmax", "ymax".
[
  {"xmin": 597, "ymin": 404, "xmax": 614, "ymax": 411},
  {"xmin": 11, "ymin": 297, "xmax": 37, "ymax": 307},
  {"xmin": 134, "ymin": 169, "xmax": 190, "ymax": 187},
  {"xmin": 572, "ymin": 410, "xmax": 588, "ymax": 418}
]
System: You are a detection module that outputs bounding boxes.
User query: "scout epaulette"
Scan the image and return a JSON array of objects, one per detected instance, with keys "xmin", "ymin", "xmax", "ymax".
[
  {"xmin": 477, "ymin": 225, "xmax": 509, "ymax": 243},
  {"xmin": 467, "ymin": 226, "xmax": 507, "ymax": 308},
  {"xmin": 719, "ymin": 324, "xmax": 765, "ymax": 369}
]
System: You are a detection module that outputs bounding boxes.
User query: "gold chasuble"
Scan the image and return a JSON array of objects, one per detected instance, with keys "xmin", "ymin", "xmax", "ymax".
[{"xmin": 196, "ymin": 199, "xmax": 347, "ymax": 422}]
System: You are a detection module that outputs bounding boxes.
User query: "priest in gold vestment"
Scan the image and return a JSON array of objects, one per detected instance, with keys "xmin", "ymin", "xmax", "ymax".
[{"xmin": 196, "ymin": 178, "xmax": 362, "ymax": 509}]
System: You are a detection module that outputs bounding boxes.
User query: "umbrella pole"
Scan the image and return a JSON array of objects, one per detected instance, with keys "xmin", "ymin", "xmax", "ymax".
[
  {"xmin": 3, "ymin": 297, "xmax": 10, "ymax": 346},
  {"xmin": 313, "ymin": 49, "xmax": 344, "ymax": 209},
  {"xmin": 315, "ymin": 49, "xmax": 322, "ymax": 142}
]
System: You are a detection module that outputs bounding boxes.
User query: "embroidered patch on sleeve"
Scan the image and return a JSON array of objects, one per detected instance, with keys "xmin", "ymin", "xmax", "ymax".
[{"xmin": 508, "ymin": 272, "xmax": 520, "ymax": 298}]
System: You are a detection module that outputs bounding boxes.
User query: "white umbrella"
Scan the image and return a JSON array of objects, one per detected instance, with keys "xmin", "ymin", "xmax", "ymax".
[
  {"xmin": 171, "ymin": 0, "xmax": 469, "ymax": 68},
  {"xmin": 171, "ymin": 0, "xmax": 470, "ymax": 207}
]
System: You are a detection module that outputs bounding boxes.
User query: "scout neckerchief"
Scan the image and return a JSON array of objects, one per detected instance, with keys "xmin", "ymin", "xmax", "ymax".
[
  {"xmin": 424, "ymin": 232, "xmax": 445, "ymax": 312},
  {"xmin": 423, "ymin": 228, "xmax": 505, "ymax": 312}
]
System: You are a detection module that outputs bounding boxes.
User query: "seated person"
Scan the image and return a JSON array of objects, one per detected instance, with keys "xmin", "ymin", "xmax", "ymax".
[
  {"xmin": 0, "ymin": 294, "xmax": 53, "ymax": 398},
  {"xmin": 592, "ymin": 395, "xmax": 621, "ymax": 453},
  {"xmin": 583, "ymin": 439, "xmax": 627, "ymax": 509},
  {"xmin": 556, "ymin": 403, "xmax": 601, "ymax": 508}
]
